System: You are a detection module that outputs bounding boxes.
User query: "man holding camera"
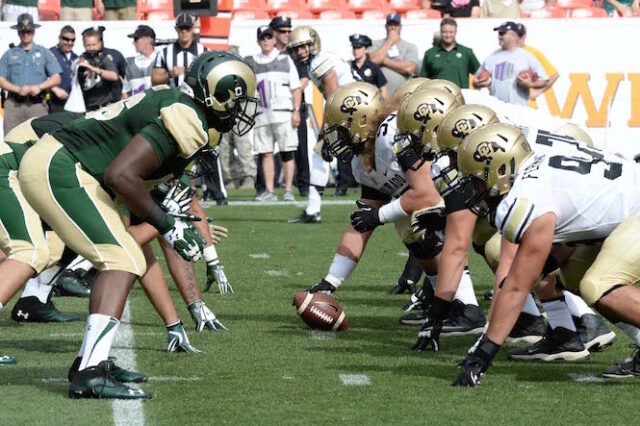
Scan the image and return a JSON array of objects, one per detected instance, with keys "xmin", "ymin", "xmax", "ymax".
[
  {"xmin": 76, "ymin": 27, "xmax": 119, "ymax": 111},
  {"xmin": 0, "ymin": 13, "xmax": 61, "ymax": 133}
]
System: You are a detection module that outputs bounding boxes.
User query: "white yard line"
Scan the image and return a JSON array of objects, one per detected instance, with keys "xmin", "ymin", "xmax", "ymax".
[
  {"xmin": 309, "ymin": 330, "xmax": 337, "ymax": 340},
  {"xmin": 112, "ymin": 300, "xmax": 145, "ymax": 426},
  {"xmin": 339, "ymin": 374, "xmax": 371, "ymax": 386},
  {"xmin": 249, "ymin": 253, "xmax": 270, "ymax": 259},
  {"xmin": 49, "ymin": 331, "xmax": 162, "ymax": 338},
  {"xmin": 202, "ymin": 200, "xmax": 356, "ymax": 207},
  {"xmin": 568, "ymin": 373, "xmax": 605, "ymax": 383},
  {"xmin": 265, "ymin": 270, "xmax": 288, "ymax": 277}
]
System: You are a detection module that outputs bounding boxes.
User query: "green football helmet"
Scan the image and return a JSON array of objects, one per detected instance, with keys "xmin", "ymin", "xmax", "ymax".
[{"xmin": 184, "ymin": 50, "xmax": 258, "ymax": 136}]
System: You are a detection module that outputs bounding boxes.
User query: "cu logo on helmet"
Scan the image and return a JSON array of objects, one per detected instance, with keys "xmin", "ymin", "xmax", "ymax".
[
  {"xmin": 341, "ymin": 95, "xmax": 362, "ymax": 113},
  {"xmin": 473, "ymin": 141, "xmax": 505, "ymax": 162},
  {"xmin": 413, "ymin": 103, "xmax": 440, "ymax": 121},
  {"xmin": 452, "ymin": 118, "xmax": 477, "ymax": 138}
]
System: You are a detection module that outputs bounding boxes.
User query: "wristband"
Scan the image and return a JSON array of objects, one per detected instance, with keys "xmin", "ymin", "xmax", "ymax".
[
  {"xmin": 145, "ymin": 204, "xmax": 173, "ymax": 234},
  {"xmin": 378, "ymin": 198, "xmax": 408, "ymax": 224},
  {"xmin": 203, "ymin": 244, "xmax": 219, "ymax": 264}
]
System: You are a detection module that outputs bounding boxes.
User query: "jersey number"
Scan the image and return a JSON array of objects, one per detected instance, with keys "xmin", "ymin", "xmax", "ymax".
[
  {"xmin": 377, "ymin": 113, "xmax": 396, "ymax": 137},
  {"xmin": 548, "ymin": 150, "xmax": 622, "ymax": 180},
  {"xmin": 86, "ymin": 92, "xmax": 146, "ymax": 121}
]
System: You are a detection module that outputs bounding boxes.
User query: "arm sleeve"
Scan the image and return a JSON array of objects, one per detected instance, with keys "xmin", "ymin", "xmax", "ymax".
[
  {"xmin": 405, "ymin": 43, "xmax": 420, "ymax": 71},
  {"xmin": 375, "ymin": 64, "xmax": 387, "ymax": 87},
  {"xmin": 310, "ymin": 55, "xmax": 335, "ymax": 82},
  {"xmin": 419, "ymin": 51, "xmax": 429, "ymax": 78},
  {"xmin": 0, "ymin": 52, "xmax": 8, "ymax": 78},
  {"xmin": 138, "ymin": 118, "xmax": 180, "ymax": 165},
  {"xmin": 159, "ymin": 102, "xmax": 209, "ymax": 158},
  {"xmin": 494, "ymin": 196, "xmax": 537, "ymax": 244},
  {"xmin": 468, "ymin": 49, "xmax": 481, "ymax": 75},
  {"xmin": 154, "ymin": 48, "xmax": 166, "ymax": 69},
  {"xmin": 45, "ymin": 49, "xmax": 63, "ymax": 76}
]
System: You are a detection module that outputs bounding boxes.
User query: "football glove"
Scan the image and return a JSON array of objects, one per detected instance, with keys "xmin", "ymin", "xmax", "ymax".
[
  {"xmin": 162, "ymin": 215, "xmax": 206, "ymax": 262},
  {"xmin": 452, "ymin": 353, "xmax": 488, "ymax": 387},
  {"xmin": 188, "ymin": 300, "xmax": 228, "ymax": 332},
  {"xmin": 205, "ymin": 262, "xmax": 233, "ymax": 294},
  {"xmin": 412, "ymin": 316, "xmax": 442, "ymax": 352},
  {"xmin": 350, "ymin": 200, "xmax": 382, "ymax": 233},
  {"xmin": 410, "ymin": 204, "xmax": 447, "ymax": 235},
  {"xmin": 308, "ymin": 279, "xmax": 336, "ymax": 294},
  {"xmin": 167, "ymin": 321, "xmax": 201, "ymax": 353},
  {"xmin": 403, "ymin": 287, "xmax": 427, "ymax": 312},
  {"xmin": 161, "ymin": 181, "xmax": 193, "ymax": 214},
  {"xmin": 207, "ymin": 221, "xmax": 229, "ymax": 245},
  {"xmin": 390, "ymin": 277, "xmax": 417, "ymax": 295}
]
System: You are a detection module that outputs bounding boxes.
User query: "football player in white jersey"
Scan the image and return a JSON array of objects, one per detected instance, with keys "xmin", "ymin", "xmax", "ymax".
[
  {"xmin": 303, "ymin": 82, "xmax": 460, "ymax": 305},
  {"xmin": 285, "ymin": 26, "xmax": 358, "ymax": 225},
  {"xmin": 452, "ymin": 123, "xmax": 640, "ymax": 386},
  {"xmin": 411, "ymin": 103, "xmax": 616, "ymax": 359}
]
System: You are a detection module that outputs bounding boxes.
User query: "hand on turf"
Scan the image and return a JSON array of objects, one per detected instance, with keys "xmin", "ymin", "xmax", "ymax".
[
  {"xmin": 167, "ymin": 321, "xmax": 201, "ymax": 353},
  {"xmin": 163, "ymin": 216, "xmax": 206, "ymax": 262},
  {"xmin": 208, "ymin": 223, "xmax": 229, "ymax": 245},
  {"xmin": 205, "ymin": 262, "xmax": 233, "ymax": 294},
  {"xmin": 452, "ymin": 353, "xmax": 488, "ymax": 387},
  {"xmin": 188, "ymin": 300, "xmax": 228, "ymax": 332},
  {"xmin": 412, "ymin": 319, "xmax": 441, "ymax": 352},
  {"xmin": 161, "ymin": 182, "xmax": 193, "ymax": 214},
  {"xmin": 350, "ymin": 201, "xmax": 382, "ymax": 233}
]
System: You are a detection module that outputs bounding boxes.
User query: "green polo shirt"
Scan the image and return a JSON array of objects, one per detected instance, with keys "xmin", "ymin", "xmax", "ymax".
[
  {"xmin": 61, "ymin": 0, "xmax": 94, "ymax": 8},
  {"xmin": 6, "ymin": 0, "xmax": 38, "ymax": 7},
  {"xmin": 419, "ymin": 43, "xmax": 480, "ymax": 89},
  {"xmin": 104, "ymin": 0, "xmax": 137, "ymax": 8}
]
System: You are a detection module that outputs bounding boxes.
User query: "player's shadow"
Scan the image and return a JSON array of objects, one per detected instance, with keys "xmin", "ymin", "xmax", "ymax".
[
  {"xmin": 0, "ymin": 338, "xmax": 78, "ymax": 354},
  {"xmin": 0, "ymin": 365, "xmax": 73, "ymax": 397}
]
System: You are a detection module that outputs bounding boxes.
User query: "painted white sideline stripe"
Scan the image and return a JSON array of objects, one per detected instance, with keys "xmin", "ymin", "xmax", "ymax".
[
  {"xmin": 568, "ymin": 373, "xmax": 605, "ymax": 383},
  {"xmin": 112, "ymin": 300, "xmax": 145, "ymax": 426},
  {"xmin": 249, "ymin": 253, "xmax": 270, "ymax": 259},
  {"xmin": 203, "ymin": 200, "xmax": 356, "ymax": 207},
  {"xmin": 339, "ymin": 374, "xmax": 371, "ymax": 386},
  {"xmin": 397, "ymin": 252, "xmax": 409, "ymax": 257},
  {"xmin": 43, "ymin": 376, "xmax": 200, "ymax": 383},
  {"xmin": 309, "ymin": 330, "xmax": 336, "ymax": 340},
  {"xmin": 50, "ymin": 331, "xmax": 162, "ymax": 338},
  {"xmin": 265, "ymin": 270, "xmax": 288, "ymax": 277}
]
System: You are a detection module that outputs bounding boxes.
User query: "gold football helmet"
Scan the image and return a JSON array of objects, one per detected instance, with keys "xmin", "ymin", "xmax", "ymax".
[
  {"xmin": 437, "ymin": 104, "xmax": 499, "ymax": 153},
  {"xmin": 457, "ymin": 123, "xmax": 533, "ymax": 215},
  {"xmin": 391, "ymin": 77, "xmax": 430, "ymax": 102},
  {"xmin": 395, "ymin": 87, "xmax": 461, "ymax": 162},
  {"xmin": 419, "ymin": 79, "xmax": 465, "ymax": 105},
  {"xmin": 323, "ymin": 82, "xmax": 383, "ymax": 161},
  {"xmin": 555, "ymin": 123, "xmax": 594, "ymax": 148},
  {"xmin": 288, "ymin": 26, "xmax": 321, "ymax": 62}
]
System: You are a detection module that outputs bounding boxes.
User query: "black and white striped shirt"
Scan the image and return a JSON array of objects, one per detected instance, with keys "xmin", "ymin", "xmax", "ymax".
[{"xmin": 154, "ymin": 41, "xmax": 207, "ymax": 87}]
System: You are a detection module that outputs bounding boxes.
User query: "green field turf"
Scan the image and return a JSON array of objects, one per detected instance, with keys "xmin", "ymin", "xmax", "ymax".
[{"xmin": 1, "ymin": 192, "xmax": 639, "ymax": 425}]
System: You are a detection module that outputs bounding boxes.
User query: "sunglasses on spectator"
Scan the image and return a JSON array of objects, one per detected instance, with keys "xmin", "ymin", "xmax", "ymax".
[
  {"xmin": 276, "ymin": 29, "xmax": 291, "ymax": 34},
  {"xmin": 498, "ymin": 31, "xmax": 506, "ymax": 36},
  {"xmin": 177, "ymin": 26, "xmax": 193, "ymax": 31},
  {"xmin": 61, "ymin": 35, "xmax": 75, "ymax": 42},
  {"xmin": 259, "ymin": 35, "xmax": 274, "ymax": 40},
  {"xmin": 19, "ymin": 30, "xmax": 34, "ymax": 35}
]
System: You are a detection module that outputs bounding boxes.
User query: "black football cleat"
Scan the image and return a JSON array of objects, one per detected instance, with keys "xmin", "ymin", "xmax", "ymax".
[
  {"xmin": 440, "ymin": 301, "xmax": 486, "ymax": 336},
  {"xmin": 400, "ymin": 310, "xmax": 428, "ymax": 326},
  {"xmin": 0, "ymin": 355, "xmax": 16, "ymax": 365},
  {"xmin": 288, "ymin": 211, "xmax": 321, "ymax": 224},
  {"xmin": 68, "ymin": 357, "xmax": 148, "ymax": 383},
  {"xmin": 506, "ymin": 312, "xmax": 546, "ymax": 344},
  {"xmin": 508, "ymin": 326, "xmax": 590, "ymax": 361},
  {"xmin": 603, "ymin": 345, "xmax": 640, "ymax": 379},
  {"xmin": 54, "ymin": 269, "xmax": 91, "ymax": 298},
  {"xmin": 11, "ymin": 296, "xmax": 79, "ymax": 323},
  {"xmin": 68, "ymin": 361, "xmax": 152, "ymax": 400},
  {"xmin": 573, "ymin": 314, "xmax": 617, "ymax": 352}
]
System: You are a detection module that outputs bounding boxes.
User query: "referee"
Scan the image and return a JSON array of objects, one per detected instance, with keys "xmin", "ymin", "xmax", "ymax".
[{"xmin": 151, "ymin": 13, "xmax": 206, "ymax": 87}]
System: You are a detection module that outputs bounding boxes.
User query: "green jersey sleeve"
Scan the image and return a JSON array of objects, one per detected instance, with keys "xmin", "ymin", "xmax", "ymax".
[{"xmin": 138, "ymin": 118, "xmax": 179, "ymax": 165}]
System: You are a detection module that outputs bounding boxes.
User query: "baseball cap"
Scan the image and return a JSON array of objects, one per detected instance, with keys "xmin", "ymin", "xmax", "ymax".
[
  {"xmin": 386, "ymin": 12, "xmax": 401, "ymax": 25},
  {"xmin": 128, "ymin": 25, "xmax": 156, "ymax": 40},
  {"xmin": 11, "ymin": 13, "xmax": 40, "ymax": 31},
  {"xmin": 349, "ymin": 33, "xmax": 372, "ymax": 48},
  {"xmin": 257, "ymin": 25, "xmax": 274, "ymax": 39},
  {"xmin": 493, "ymin": 21, "xmax": 519, "ymax": 34},
  {"xmin": 82, "ymin": 26, "xmax": 106, "ymax": 37},
  {"xmin": 269, "ymin": 15, "xmax": 292, "ymax": 30},
  {"xmin": 515, "ymin": 23, "xmax": 526, "ymax": 37},
  {"xmin": 175, "ymin": 13, "xmax": 195, "ymax": 28}
]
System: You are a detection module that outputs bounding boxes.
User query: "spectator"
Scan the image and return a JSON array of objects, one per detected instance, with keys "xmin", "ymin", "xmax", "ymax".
[
  {"xmin": 245, "ymin": 25, "xmax": 302, "ymax": 202},
  {"xmin": 473, "ymin": 21, "xmax": 548, "ymax": 107},
  {"xmin": 369, "ymin": 13, "xmax": 420, "ymax": 95},
  {"xmin": 349, "ymin": 34, "xmax": 387, "ymax": 97},
  {"xmin": 443, "ymin": 0, "xmax": 481, "ymax": 17},
  {"xmin": 420, "ymin": 18, "xmax": 480, "ymax": 89},
  {"xmin": 0, "ymin": 14, "xmax": 61, "ymax": 134},
  {"xmin": 603, "ymin": 0, "xmax": 639, "ymax": 16},
  {"xmin": 75, "ymin": 27, "xmax": 119, "ymax": 111},
  {"xmin": 103, "ymin": 0, "xmax": 137, "ymax": 20},
  {"xmin": 60, "ymin": 0, "xmax": 104, "ymax": 20},
  {"xmin": 481, "ymin": 0, "xmax": 520, "ymax": 17},
  {"xmin": 515, "ymin": 23, "xmax": 559, "ymax": 110},
  {"xmin": 271, "ymin": 15, "xmax": 292, "ymax": 52},
  {"xmin": 520, "ymin": 0, "xmax": 549, "ymax": 15},
  {"xmin": 122, "ymin": 25, "xmax": 157, "ymax": 96},
  {"xmin": 50, "ymin": 25, "xmax": 78, "ymax": 113},
  {"xmin": 152, "ymin": 13, "xmax": 206, "ymax": 88},
  {"xmin": 2, "ymin": 0, "xmax": 39, "ymax": 22}
]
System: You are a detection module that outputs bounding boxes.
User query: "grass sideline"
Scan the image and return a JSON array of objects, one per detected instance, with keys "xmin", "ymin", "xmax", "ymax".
[{"xmin": 1, "ymin": 195, "xmax": 638, "ymax": 425}]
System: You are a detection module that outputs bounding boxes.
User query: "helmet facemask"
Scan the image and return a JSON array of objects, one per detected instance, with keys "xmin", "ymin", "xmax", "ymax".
[
  {"xmin": 201, "ymin": 75, "xmax": 258, "ymax": 137},
  {"xmin": 432, "ymin": 149, "xmax": 460, "ymax": 197},
  {"xmin": 185, "ymin": 147, "xmax": 220, "ymax": 178}
]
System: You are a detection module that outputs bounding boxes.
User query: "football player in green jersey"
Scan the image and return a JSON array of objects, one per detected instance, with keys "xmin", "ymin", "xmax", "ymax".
[{"xmin": 16, "ymin": 50, "xmax": 257, "ymax": 399}]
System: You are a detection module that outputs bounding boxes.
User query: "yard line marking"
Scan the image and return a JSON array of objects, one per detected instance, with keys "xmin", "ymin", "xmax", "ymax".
[
  {"xmin": 309, "ymin": 330, "xmax": 336, "ymax": 340},
  {"xmin": 41, "ymin": 377, "xmax": 66, "ymax": 383},
  {"xmin": 202, "ymin": 200, "xmax": 356, "ymax": 207},
  {"xmin": 148, "ymin": 376, "xmax": 201, "ymax": 382},
  {"xmin": 397, "ymin": 252, "xmax": 409, "ymax": 257},
  {"xmin": 339, "ymin": 374, "xmax": 371, "ymax": 386},
  {"xmin": 50, "ymin": 331, "xmax": 162, "ymax": 338},
  {"xmin": 265, "ymin": 270, "xmax": 288, "ymax": 277},
  {"xmin": 249, "ymin": 253, "xmax": 270, "ymax": 259},
  {"xmin": 112, "ymin": 300, "xmax": 145, "ymax": 426},
  {"xmin": 568, "ymin": 373, "xmax": 605, "ymax": 383}
]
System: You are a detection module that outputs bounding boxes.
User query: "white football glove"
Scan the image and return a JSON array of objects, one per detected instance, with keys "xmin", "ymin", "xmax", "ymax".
[
  {"xmin": 188, "ymin": 300, "xmax": 228, "ymax": 332},
  {"xmin": 161, "ymin": 182, "xmax": 193, "ymax": 214},
  {"xmin": 163, "ymin": 216, "xmax": 206, "ymax": 262}
]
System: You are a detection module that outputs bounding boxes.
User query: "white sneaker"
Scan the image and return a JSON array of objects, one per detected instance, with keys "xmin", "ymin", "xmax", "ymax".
[
  {"xmin": 283, "ymin": 191, "xmax": 295, "ymax": 202},
  {"xmin": 260, "ymin": 191, "xmax": 278, "ymax": 202}
]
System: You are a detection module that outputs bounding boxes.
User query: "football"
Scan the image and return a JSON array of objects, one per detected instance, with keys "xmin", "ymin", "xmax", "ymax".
[
  {"xmin": 476, "ymin": 70, "xmax": 491, "ymax": 84},
  {"xmin": 293, "ymin": 291, "xmax": 349, "ymax": 331},
  {"xmin": 518, "ymin": 69, "xmax": 538, "ymax": 82}
]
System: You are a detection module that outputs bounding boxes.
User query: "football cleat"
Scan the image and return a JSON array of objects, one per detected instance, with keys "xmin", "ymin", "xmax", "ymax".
[
  {"xmin": 505, "ymin": 312, "xmax": 546, "ymax": 344},
  {"xmin": 54, "ymin": 269, "xmax": 91, "ymax": 298},
  {"xmin": 11, "ymin": 296, "xmax": 79, "ymax": 323},
  {"xmin": 167, "ymin": 321, "xmax": 202, "ymax": 353},
  {"xmin": 68, "ymin": 360, "xmax": 152, "ymax": 400},
  {"xmin": 1, "ymin": 355, "xmax": 16, "ymax": 365},
  {"xmin": 307, "ymin": 280, "xmax": 336, "ymax": 295},
  {"xmin": 603, "ymin": 345, "xmax": 640, "ymax": 379},
  {"xmin": 390, "ymin": 277, "xmax": 417, "ymax": 295},
  {"xmin": 400, "ymin": 310, "xmax": 427, "ymax": 326},
  {"xmin": 68, "ymin": 357, "xmax": 148, "ymax": 383},
  {"xmin": 288, "ymin": 211, "xmax": 321, "ymax": 224},
  {"xmin": 440, "ymin": 301, "xmax": 486, "ymax": 336},
  {"xmin": 507, "ymin": 326, "xmax": 590, "ymax": 361},
  {"xmin": 188, "ymin": 300, "xmax": 227, "ymax": 332},
  {"xmin": 573, "ymin": 314, "xmax": 617, "ymax": 352}
]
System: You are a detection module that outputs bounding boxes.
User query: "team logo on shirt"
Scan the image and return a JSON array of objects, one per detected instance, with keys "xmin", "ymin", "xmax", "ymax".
[
  {"xmin": 452, "ymin": 118, "xmax": 478, "ymax": 139},
  {"xmin": 413, "ymin": 103, "xmax": 442, "ymax": 122},
  {"xmin": 473, "ymin": 141, "xmax": 505, "ymax": 162}
]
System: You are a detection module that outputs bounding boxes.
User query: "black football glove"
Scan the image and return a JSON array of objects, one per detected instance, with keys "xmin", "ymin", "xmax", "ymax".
[
  {"xmin": 350, "ymin": 201, "xmax": 382, "ymax": 233},
  {"xmin": 320, "ymin": 136, "xmax": 334, "ymax": 162},
  {"xmin": 410, "ymin": 204, "xmax": 447, "ymax": 235},
  {"xmin": 412, "ymin": 316, "xmax": 442, "ymax": 351},
  {"xmin": 452, "ymin": 353, "xmax": 489, "ymax": 387},
  {"xmin": 308, "ymin": 279, "xmax": 336, "ymax": 294}
]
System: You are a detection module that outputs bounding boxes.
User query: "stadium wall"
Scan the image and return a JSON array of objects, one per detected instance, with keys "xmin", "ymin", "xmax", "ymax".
[{"xmin": 1, "ymin": 18, "xmax": 639, "ymax": 157}]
